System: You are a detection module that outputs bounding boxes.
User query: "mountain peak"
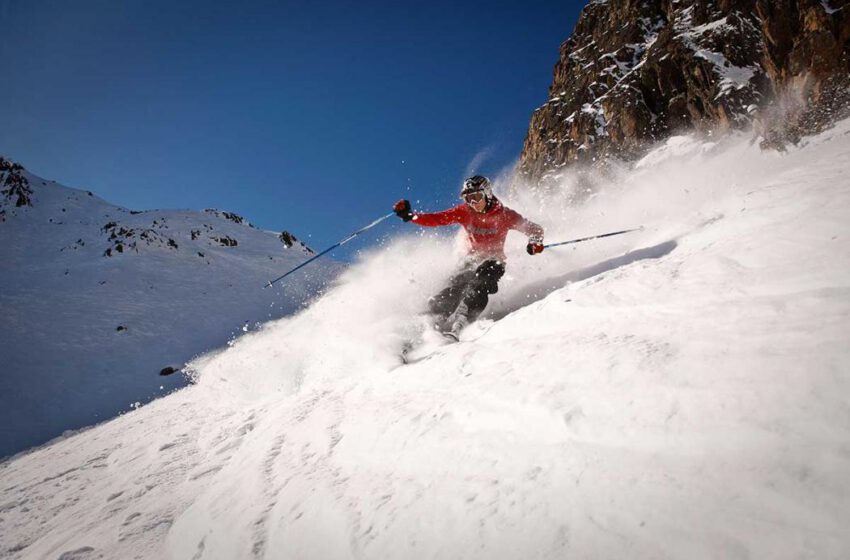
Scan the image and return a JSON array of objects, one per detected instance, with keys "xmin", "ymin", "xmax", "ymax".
[
  {"xmin": 517, "ymin": 0, "xmax": 850, "ymax": 186},
  {"xmin": 0, "ymin": 161, "xmax": 339, "ymax": 457}
]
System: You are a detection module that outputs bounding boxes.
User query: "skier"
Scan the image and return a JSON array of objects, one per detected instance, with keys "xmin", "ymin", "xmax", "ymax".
[{"xmin": 393, "ymin": 175, "xmax": 544, "ymax": 340}]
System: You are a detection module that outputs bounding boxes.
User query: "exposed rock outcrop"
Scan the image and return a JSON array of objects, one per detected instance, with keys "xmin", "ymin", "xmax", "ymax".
[
  {"xmin": 0, "ymin": 156, "xmax": 33, "ymax": 208},
  {"xmin": 517, "ymin": 0, "xmax": 850, "ymax": 186},
  {"xmin": 212, "ymin": 235, "xmax": 238, "ymax": 247},
  {"xmin": 755, "ymin": 0, "xmax": 850, "ymax": 148},
  {"xmin": 279, "ymin": 230, "xmax": 315, "ymax": 254},
  {"xmin": 101, "ymin": 221, "xmax": 180, "ymax": 257},
  {"xmin": 204, "ymin": 208, "xmax": 253, "ymax": 227}
]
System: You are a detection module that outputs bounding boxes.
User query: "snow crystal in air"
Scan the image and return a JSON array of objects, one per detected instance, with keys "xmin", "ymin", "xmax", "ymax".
[{"xmin": 821, "ymin": 0, "xmax": 840, "ymax": 14}]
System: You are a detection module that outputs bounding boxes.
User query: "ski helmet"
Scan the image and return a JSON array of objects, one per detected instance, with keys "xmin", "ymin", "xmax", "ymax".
[{"xmin": 460, "ymin": 175, "xmax": 493, "ymax": 199}]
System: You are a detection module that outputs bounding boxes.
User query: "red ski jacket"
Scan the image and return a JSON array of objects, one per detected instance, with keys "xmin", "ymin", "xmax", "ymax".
[{"xmin": 411, "ymin": 198, "xmax": 543, "ymax": 260}]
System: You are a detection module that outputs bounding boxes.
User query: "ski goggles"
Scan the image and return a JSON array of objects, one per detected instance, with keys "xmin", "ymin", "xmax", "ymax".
[{"xmin": 463, "ymin": 191, "xmax": 485, "ymax": 203}]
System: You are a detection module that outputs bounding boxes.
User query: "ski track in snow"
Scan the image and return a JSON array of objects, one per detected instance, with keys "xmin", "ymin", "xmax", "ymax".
[{"xmin": 2, "ymin": 121, "xmax": 850, "ymax": 558}]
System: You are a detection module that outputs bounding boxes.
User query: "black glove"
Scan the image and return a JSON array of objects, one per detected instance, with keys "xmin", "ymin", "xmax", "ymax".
[
  {"xmin": 526, "ymin": 241, "xmax": 544, "ymax": 255},
  {"xmin": 393, "ymin": 199, "xmax": 414, "ymax": 222}
]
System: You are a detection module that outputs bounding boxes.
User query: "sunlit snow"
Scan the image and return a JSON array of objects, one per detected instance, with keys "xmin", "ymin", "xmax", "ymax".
[{"xmin": 2, "ymin": 120, "xmax": 850, "ymax": 558}]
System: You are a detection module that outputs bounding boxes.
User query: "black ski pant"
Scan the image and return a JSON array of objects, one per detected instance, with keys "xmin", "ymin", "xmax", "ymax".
[{"xmin": 428, "ymin": 259, "xmax": 506, "ymax": 325}]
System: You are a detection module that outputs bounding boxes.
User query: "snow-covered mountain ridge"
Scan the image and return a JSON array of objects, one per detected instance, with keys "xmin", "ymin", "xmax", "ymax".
[
  {"xmin": 2, "ymin": 119, "xmax": 850, "ymax": 558},
  {"xmin": 0, "ymin": 159, "xmax": 338, "ymax": 458}
]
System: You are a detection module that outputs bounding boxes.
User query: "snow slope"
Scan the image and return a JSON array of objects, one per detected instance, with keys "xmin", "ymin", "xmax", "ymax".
[
  {"xmin": 0, "ymin": 167, "xmax": 339, "ymax": 458},
  {"xmin": 2, "ymin": 120, "xmax": 850, "ymax": 559}
]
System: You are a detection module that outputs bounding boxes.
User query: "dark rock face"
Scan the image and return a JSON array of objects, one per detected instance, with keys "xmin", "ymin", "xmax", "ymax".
[
  {"xmin": 204, "ymin": 208, "xmax": 253, "ymax": 227},
  {"xmin": 755, "ymin": 0, "xmax": 850, "ymax": 148},
  {"xmin": 279, "ymin": 230, "xmax": 297, "ymax": 248},
  {"xmin": 159, "ymin": 366, "xmax": 180, "ymax": 376},
  {"xmin": 279, "ymin": 230, "xmax": 315, "ymax": 254},
  {"xmin": 212, "ymin": 235, "xmax": 238, "ymax": 247},
  {"xmin": 0, "ymin": 156, "xmax": 33, "ymax": 208},
  {"xmin": 517, "ymin": 0, "xmax": 850, "ymax": 186},
  {"xmin": 101, "ymin": 221, "xmax": 180, "ymax": 257}
]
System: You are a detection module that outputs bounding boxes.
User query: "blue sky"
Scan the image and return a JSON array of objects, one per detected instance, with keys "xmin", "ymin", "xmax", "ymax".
[{"xmin": 1, "ymin": 0, "xmax": 582, "ymax": 253}]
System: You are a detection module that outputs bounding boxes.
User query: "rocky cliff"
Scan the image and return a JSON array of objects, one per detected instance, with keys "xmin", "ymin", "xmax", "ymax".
[{"xmin": 517, "ymin": 0, "xmax": 850, "ymax": 186}]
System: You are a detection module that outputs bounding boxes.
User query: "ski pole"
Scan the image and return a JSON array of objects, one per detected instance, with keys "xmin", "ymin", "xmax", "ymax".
[
  {"xmin": 543, "ymin": 226, "xmax": 643, "ymax": 249},
  {"xmin": 264, "ymin": 212, "xmax": 395, "ymax": 288}
]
